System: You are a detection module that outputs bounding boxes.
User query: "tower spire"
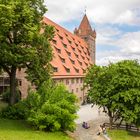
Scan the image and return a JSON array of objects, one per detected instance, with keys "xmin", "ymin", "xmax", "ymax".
[{"xmin": 74, "ymin": 14, "xmax": 96, "ymax": 64}]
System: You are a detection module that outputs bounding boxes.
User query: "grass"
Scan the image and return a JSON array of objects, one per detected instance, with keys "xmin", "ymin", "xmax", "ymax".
[
  {"xmin": 0, "ymin": 119, "xmax": 72, "ymax": 140},
  {"xmin": 108, "ymin": 129, "xmax": 140, "ymax": 140}
]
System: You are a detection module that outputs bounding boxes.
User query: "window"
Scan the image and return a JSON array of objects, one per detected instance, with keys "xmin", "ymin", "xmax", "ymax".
[
  {"xmin": 74, "ymin": 68, "xmax": 79, "ymax": 73},
  {"xmin": 55, "ymin": 48, "xmax": 61, "ymax": 53},
  {"xmin": 76, "ymin": 88, "xmax": 78, "ymax": 92},
  {"xmin": 58, "ymin": 35, "xmax": 63, "ymax": 40},
  {"xmin": 66, "ymin": 79, "xmax": 69, "ymax": 85},
  {"xmin": 82, "ymin": 56, "xmax": 85, "ymax": 60},
  {"xmin": 63, "ymin": 65, "xmax": 70, "ymax": 73},
  {"xmin": 84, "ymin": 51, "xmax": 87, "ymax": 55},
  {"xmin": 84, "ymin": 37, "xmax": 88, "ymax": 40},
  {"xmin": 70, "ymin": 59, "xmax": 75, "ymax": 64},
  {"xmin": 85, "ymin": 62, "xmax": 88, "ymax": 66},
  {"xmin": 75, "ymin": 43, "xmax": 78, "ymax": 47},
  {"xmin": 68, "ymin": 39, "xmax": 72, "ymax": 44},
  {"xmin": 78, "ymin": 48, "xmax": 81, "ymax": 53},
  {"xmin": 71, "ymin": 79, "xmax": 74, "ymax": 84},
  {"xmin": 56, "ymin": 28, "xmax": 59, "ymax": 32},
  {"xmin": 87, "ymin": 50, "xmax": 90, "ymax": 56},
  {"xmin": 18, "ymin": 67, "xmax": 21, "ymax": 72},
  {"xmin": 61, "ymin": 58, "xmax": 65, "ymax": 63},
  {"xmin": 59, "ymin": 79, "xmax": 63, "ymax": 83},
  {"xmin": 52, "ymin": 39, "xmax": 57, "ymax": 45},
  {"xmin": 71, "ymin": 46, "xmax": 75, "ymax": 51},
  {"xmin": 80, "ymin": 78, "xmax": 83, "ymax": 83},
  {"xmin": 53, "ymin": 67, "xmax": 58, "ymax": 72},
  {"xmin": 62, "ymin": 43, "xmax": 67, "ymax": 48},
  {"xmin": 66, "ymin": 68, "xmax": 70, "ymax": 73},
  {"xmin": 65, "ymin": 33, "xmax": 68, "ymax": 37},
  {"xmin": 66, "ymin": 50, "xmax": 71, "ymax": 56},
  {"xmin": 71, "ymin": 89, "xmax": 74, "ymax": 93},
  {"xmin": 76, "ymin": 78, "xmax": 79, "ymax": 83},
  {"xmin": 78, "ymin": 61, "xmax": 82, "ymax": 66},
  {"xmin": 19, "ymin": 80, "xmax": 22, "ymax": 86},
  {"xmin": 75, "ymin": 53, "xmax": 79, "ymax": 58},
  {"xmin": 81, "ymin": 46, "xmax": 84, "ymax": 50},
  {"xmin": 72, "ymin": 37, "xmax": 75, "ymax": 41}
]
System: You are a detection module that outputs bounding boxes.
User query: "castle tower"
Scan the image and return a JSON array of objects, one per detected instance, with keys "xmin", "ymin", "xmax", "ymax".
[{"xmin": 74, "ymin": 14, "xmax": 96, "ymax": 64}]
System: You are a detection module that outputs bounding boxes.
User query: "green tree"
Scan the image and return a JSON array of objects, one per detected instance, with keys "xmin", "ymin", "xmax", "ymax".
[
  {"xmin": 85, "ymin": 60, "xmax": 140, "ymax": 127},
  {"xmin": 0, "ymin": 0, "xmax": 54, "ymax": 105},
  {"xmin": 25, "ymin": 81, "xmax": 78, "ymax": 131}
]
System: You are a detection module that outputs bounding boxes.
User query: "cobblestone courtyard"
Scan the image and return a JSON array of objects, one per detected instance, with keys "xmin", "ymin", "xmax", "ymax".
[{"xmin": 70, "ymin": 104, "xmax": 109, "ymax": 140}]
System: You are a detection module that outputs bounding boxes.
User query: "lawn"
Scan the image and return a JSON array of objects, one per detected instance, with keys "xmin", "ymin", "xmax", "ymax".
[
  {"xmin": 108, "ymin": 129, "xmax": 140, "ymax": 140},
  {"xmin": 0, "ymin": 119, "xmax": 72, "ymax": 140}
]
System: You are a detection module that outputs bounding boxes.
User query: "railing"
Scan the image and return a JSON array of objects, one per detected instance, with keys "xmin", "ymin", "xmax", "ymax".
[{"xmin": 104, "ymin": 123, "xmax": 140, "ymax": 132}]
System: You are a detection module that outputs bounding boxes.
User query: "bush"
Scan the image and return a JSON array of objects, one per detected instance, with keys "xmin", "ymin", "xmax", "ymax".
[
  {"xmin": 0, "ymin": 101, "xmax": 26, "ymax": 119},
  {"xmin": 0, "ymin": 80, "xmax": 79, "ymax": 132},
  {"xmin": 26, "ymin": 81, "xmax": 78, "ymax": 132},
  {"xmin": 2, "ymin": 88, "xmax": 21, "ymax": 103}
]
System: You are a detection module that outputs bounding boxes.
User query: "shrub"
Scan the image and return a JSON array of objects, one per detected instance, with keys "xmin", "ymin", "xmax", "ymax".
[
  {"xmin": 2, "ymin": 88, "xmax": 21, "ymax": 103},
  {"xmin": 0, "ymin": 80, "xmax": 79, "ymax": 132},
  {"xmin": 26, "ymin": 81, "xmax": 78, "ymax": 131},
  {"xmin": 0, "ymin": 101, "xmax": 26, "ymax": 119}
]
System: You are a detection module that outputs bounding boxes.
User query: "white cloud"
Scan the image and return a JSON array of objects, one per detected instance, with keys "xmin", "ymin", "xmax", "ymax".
[
  {"xmin": 45, "ymin": 0, "xmax": 140, "ymax": 25},
  {"xmin": 97, "ymin": 51, "xmax": 140, "ymax": 66},
  {"xmin": 116, "ymin": 32, "xmax": 140, "ymax": 54},
  {"xmin": 96, "ymin": 26, "xmax": 122, "ymax": 46},
  {"xmin": 96, "ymin": 31, "xmax": 140, "ymax": 65}
]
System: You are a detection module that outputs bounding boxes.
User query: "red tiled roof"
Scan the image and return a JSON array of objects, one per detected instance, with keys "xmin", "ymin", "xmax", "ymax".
[{"xmin": 43, "ymin": 17, "xmax": 93, "ymax": 77}]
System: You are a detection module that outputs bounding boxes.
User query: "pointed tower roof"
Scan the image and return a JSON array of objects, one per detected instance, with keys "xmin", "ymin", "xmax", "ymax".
[
  {"xmin": 78, "ymin": 14, "xmax": 92, "ymax": 32},
  {"xmin": 74, "ymin": 14, "xmax": 96, "ymax": 38}
]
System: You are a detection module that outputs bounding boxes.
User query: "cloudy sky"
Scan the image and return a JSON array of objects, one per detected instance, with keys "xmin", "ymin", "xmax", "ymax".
[{"xmin": 44, "ymin": 0, "xmax": 140, "ymax": 65}]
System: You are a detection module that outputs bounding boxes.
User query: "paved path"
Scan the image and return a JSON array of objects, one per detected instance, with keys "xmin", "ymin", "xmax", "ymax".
[{"xmin": 69, "ymin": 104, "xmax": 109, "ymax": 140}]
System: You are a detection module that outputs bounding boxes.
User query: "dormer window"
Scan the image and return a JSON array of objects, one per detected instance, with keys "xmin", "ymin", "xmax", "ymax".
[
  {"xmin": 62, "ymin": 43, "xmax": 67, "ymax": 48},
  {"xmin": 55, "ymin": 47, "xmax": 61, "ymax": 53},
  {"xmin": 71, "ymin": 46, "xmax": 75, "ymax": 51},
  {"xmin": 74, "ymin": 53, "xmax": 79, "ymax": 58},
  {"xmin": 53, "ymin": 67, "xmax": 58, "ymax": 72},
  {"xmin": 74, "ymin": 67, "xmax": 79, "ymax": 73},
  {"xmin": 61, "ymin": 58, "xmax": 65, "ymax": 63},
  {"xmin": 59, "ymin": 55, "xmax": 65, "ymax": 63},
  {"xmin": 66, "ymin": 68, "xmax": 70, "ymax": 73},
  {"xmin": 82, "ymin": 56, "xmax": 85, "ymax": 60},
  {"xmin": 70, "ymin": 58, "xmax": 75, "ymax": 64},
  {"xmin": 75, "ymin": 43, "xmax": 78, "ymax": 47},
  {"xmin": 78, "ymin": 41, "xmax": 81, "ymax": 44},
  {"xmin": 66, "ymin": 50, "xmax": 71, "ymax": 56},
  {"xmin": 78, "ymin": 48, "xmax": 81, "ymax": 53},
  {"xmin": 85, "ymin": 62, "xmax": 88, "ymax": 66},
  {"xmin": 78, "ymin": 60, "xmax": 82, "ymax": 66},
  {"xmin": 58, "ymin": 35, "xmax": 63, "ymax": 40},
  {"xmin": 81, "ymin": 46, "xmax": 84, "ymax": 49},
  {"xmin": 65, "ymin": 33, "xmax": 68, "ymax": 37},
  {"xmin": 63, "ymin": 65, "xmax": 70, "ymax": 73},
  {"xmin": 52, "ymin": 39, "xmax": 57, "ymax": 45},
  {"xmin": 68, "ymin": 39, "xmax": 72, "ymax": 44},
  {"xmin": 56, "ymin": 28, "xmax": 59, "ymax": 32}
]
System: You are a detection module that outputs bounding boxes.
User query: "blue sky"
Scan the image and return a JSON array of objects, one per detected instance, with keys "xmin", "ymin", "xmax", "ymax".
[{"xmin": 44, "ymin": 0, "xmax": 140, "ymax": 65}]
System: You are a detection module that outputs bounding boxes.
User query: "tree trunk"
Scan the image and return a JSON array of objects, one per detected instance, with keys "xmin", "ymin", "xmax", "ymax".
[
  {"xmin": 9, "ymin": 67, "xmax": 17, "ymax": 105},
  {"xmin": 108, "ymin": 110, "xmax": 113, "ymax": 128}
]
